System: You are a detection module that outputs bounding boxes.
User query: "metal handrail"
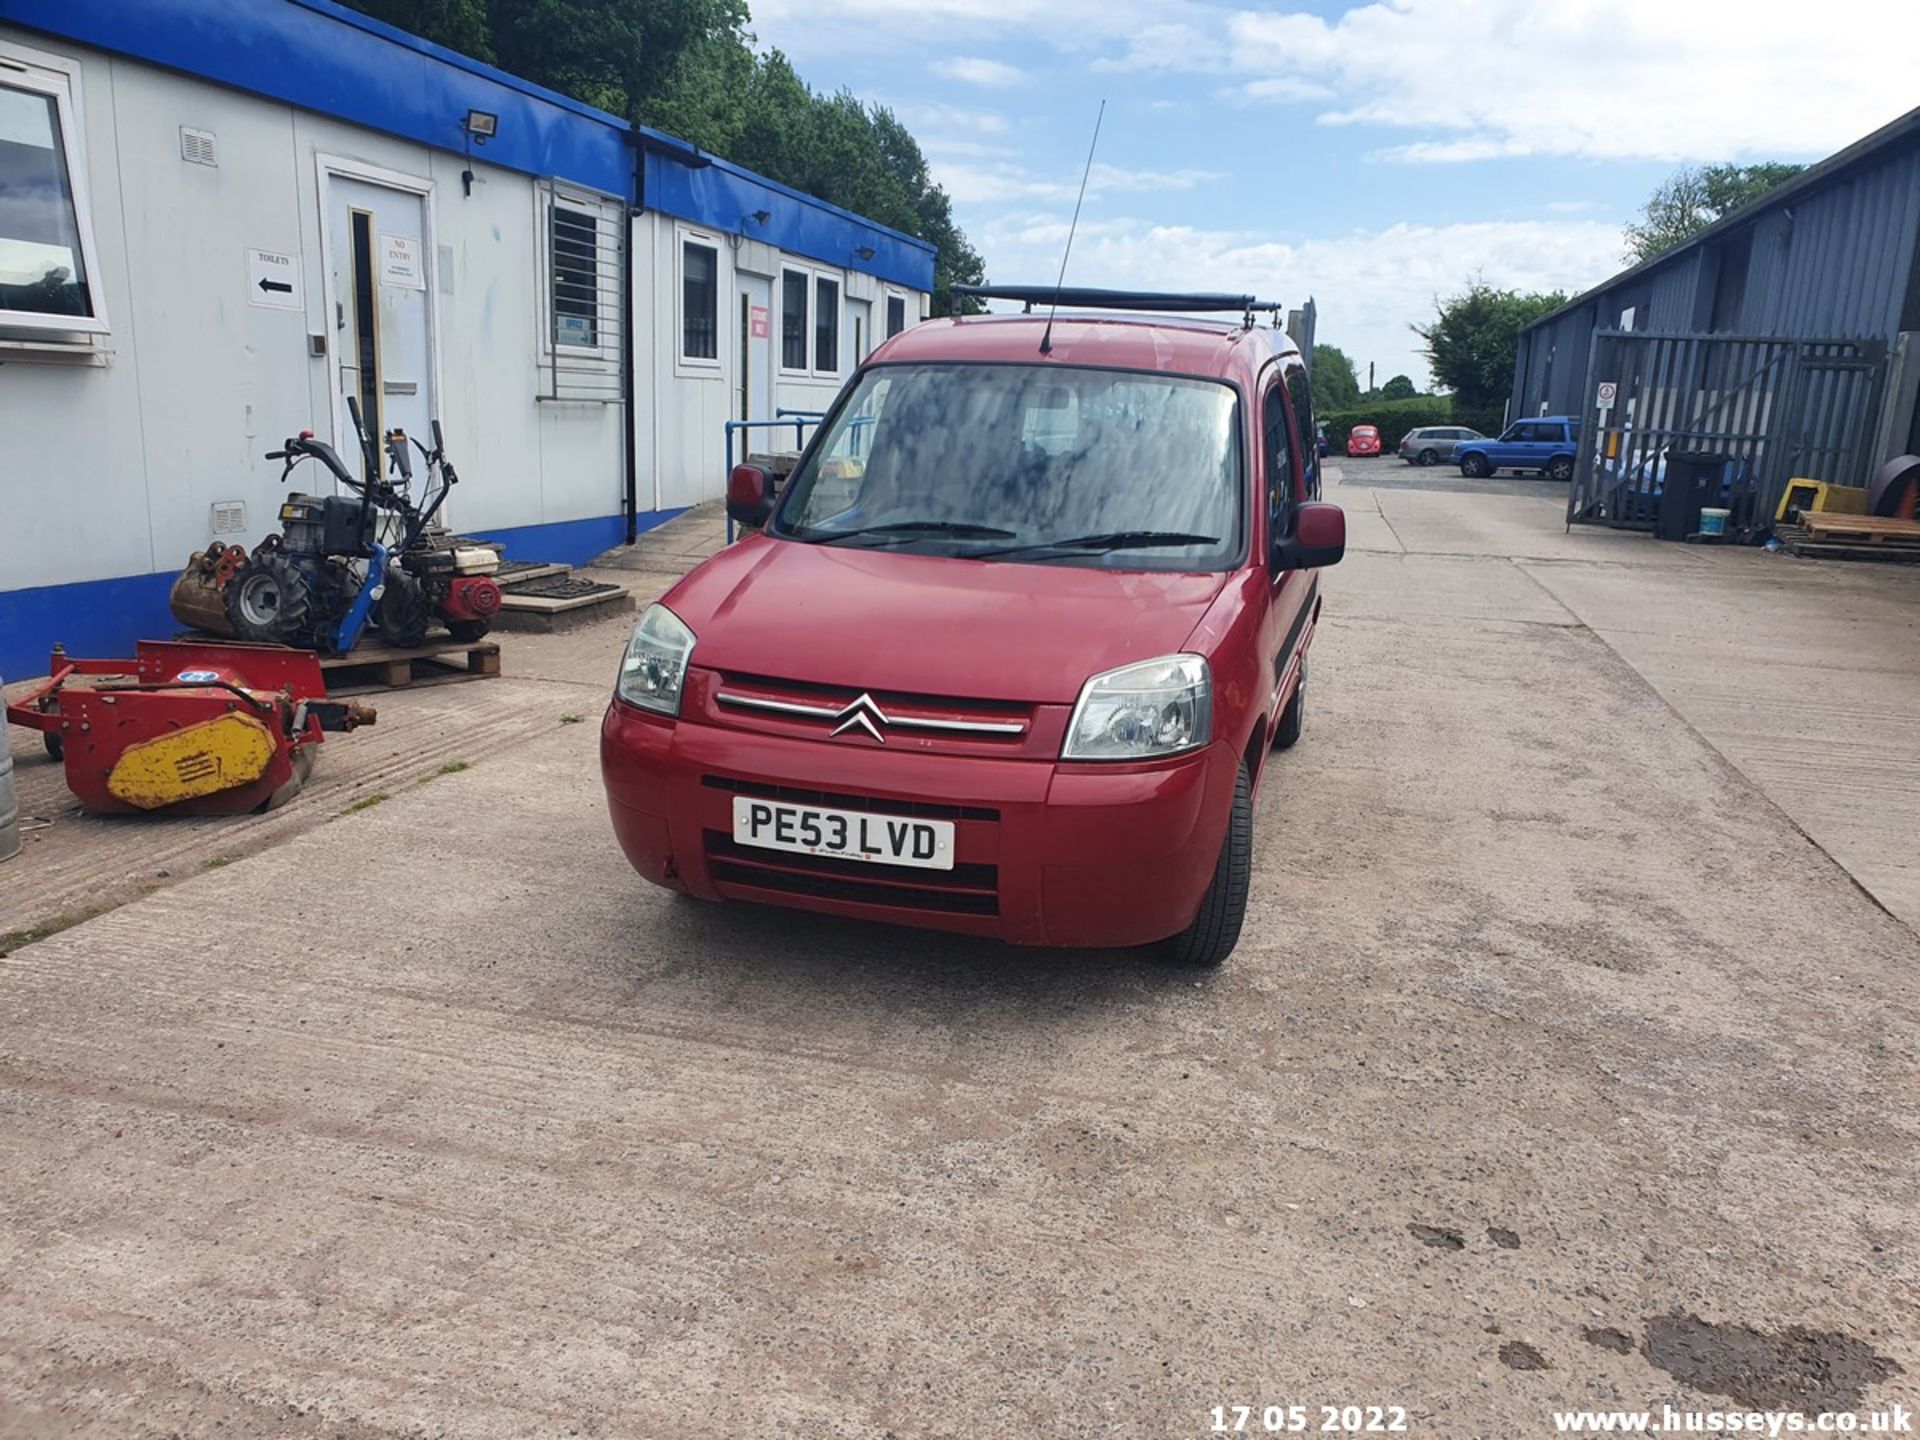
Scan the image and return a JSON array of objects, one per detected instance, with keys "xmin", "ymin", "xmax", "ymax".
[{"xmin": 723, "ymin": 414, "xmax": 824, "ymax": 542}]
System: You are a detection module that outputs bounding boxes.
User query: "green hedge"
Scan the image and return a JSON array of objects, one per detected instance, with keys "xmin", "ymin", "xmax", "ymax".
[{"xmin": 1319, "ymin": 398, "xmax": 1505, "ymax": 454}]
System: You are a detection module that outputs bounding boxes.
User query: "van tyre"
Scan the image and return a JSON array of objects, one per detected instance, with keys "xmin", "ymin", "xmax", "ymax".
[
  {"xmin": 1547, "ymin": 456, "xmax": 1574, "ymax": 482},
  {"xmin": 1274, "ymin": 660, "xmax": 1306, "ymax": 750},
  {"xmin": 377, "ymin": 567, "xmax": 431, "ymax": 648},
  {"xmin": 1163, "ymin": 761, "xmax": 1252, "ymax": 970},
  {"xmin": 1461, "ymin": 453, "xmax": 1492, "ymax": 478},
  {"xmin": 227, "ymin": 552, "xmax": 316, "ymax": 645}
]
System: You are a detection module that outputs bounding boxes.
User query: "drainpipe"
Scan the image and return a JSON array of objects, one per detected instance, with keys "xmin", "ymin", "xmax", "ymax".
[{"xmin": 622, "ymin": 132, "xmax": 642, "ymax": 545}]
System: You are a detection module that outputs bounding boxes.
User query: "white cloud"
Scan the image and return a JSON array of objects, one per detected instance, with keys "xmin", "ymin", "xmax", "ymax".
[
  {"xmin": 933, "ymin": 56, "xmax": 1029, "ymax": 87},
  {"xmin": 971, "ymin": 213, "xmax": 1628, "ymax": 388},
  {"xmin": 1220, "ymin": 0, "xmax": 1919, "ymax": 164},
  {"xmin": 931, "ymin": 158, "xmax": 1223, "ymax": 205},
  {"xmin": 751, "ymin": 0, "xmax": 1215, "ymax": 57},
  {"xmin": 887, "ymin": 102, "xmax": 1013, "ymax": 136},
  {"xmin": 1234, "ymin": 76, "xmax": 1335, "ymax": 104}
]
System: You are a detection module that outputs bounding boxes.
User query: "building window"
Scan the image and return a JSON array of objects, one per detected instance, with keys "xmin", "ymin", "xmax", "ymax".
[
  {"xmin": 886, "ymin": 294, "xmax": 906, "ymax": 338},
  {"xmin": 781, "ymin": 268, "xmax": 808, "ymax": 370},
  {"xmin": 814, "ymin": 276, "xmax": 840, "ymax": 373},
  {"xmin": 682, "ymin": 239, "xmax": 717, "ymax": 360},
  {"xmin": 551, "ymin": 204, "xmax": 599, "ymax": 347},
  {"xmin": 0, "ymin": 60, "xmax": 106, "ymax": 333}
]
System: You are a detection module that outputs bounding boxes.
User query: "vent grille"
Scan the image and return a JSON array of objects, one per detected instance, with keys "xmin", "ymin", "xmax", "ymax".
[
  {"xmin": 180, "ymin": 127, "xmax": 217, "ymax": 167},
  {"xmin": 704, "ymin": 832, "xmax": 999, "ymax": 916}
]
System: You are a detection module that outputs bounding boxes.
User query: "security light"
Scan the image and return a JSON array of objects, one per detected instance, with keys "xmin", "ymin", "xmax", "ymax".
[
  {"xmin": 853, "ymin": 245, "xmax": 876, "ymax": 261},
  {"xmin": 746, "ymin": 210, "xmax": 771, "ymax": 226},
  {"xmin": 461, "ymin": 109, "xmax": 499, "ymax": 143}
]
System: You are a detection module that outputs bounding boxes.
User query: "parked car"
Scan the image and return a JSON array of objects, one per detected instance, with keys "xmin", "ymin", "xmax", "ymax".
[
  {"xmin": 1455, "ymin": 416, "xmax": 1581, "ymax": 480},
  {"xmin": 601, "ymin": 292, "xmax": 1347, "ymax": 970},
  {"xmin": 1398, "ymin": 425, "xmax": 1485, "ymax": 466},
  {"xmin": 1347, "ymin": 424, "xmax": 1381, "ymax": 457}
]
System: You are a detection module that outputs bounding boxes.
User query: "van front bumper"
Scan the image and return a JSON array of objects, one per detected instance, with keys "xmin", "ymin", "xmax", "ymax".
[{"xmin": 600, "ymin": 700, "xmax": 1241, "ymax": 948}]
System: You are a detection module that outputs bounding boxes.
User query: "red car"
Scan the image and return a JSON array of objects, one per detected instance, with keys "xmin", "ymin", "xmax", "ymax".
[
  {"xmin": 1346, "ymin": 424, "xmax": 1381, "ymax": 457},
  {"xmin": 601, "ymin": 286, "xmax": 1345, "ymax": 968}
]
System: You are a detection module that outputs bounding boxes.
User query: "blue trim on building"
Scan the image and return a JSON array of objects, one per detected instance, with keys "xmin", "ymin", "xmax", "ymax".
[
  {"xmin": 643, "ymin": 149, "xmax": 937, "ymax": 293},
  {"xmin": 4, "ymin": 0, "xmax": 633, "ymax": 196},
  {"xmin": 5, "ymin": 0, "xmax": 937, "ymax": 290},
  {"xmin": 0, "ymin": 571, "xmax": 180, "ymax": 684},
  {"xmin": 0, "ymin": 511, "xmax": 681, "ymax": 682},
  {"xmin": 469, "ymin": 508, "xmax": 683, "ymax": 569}
]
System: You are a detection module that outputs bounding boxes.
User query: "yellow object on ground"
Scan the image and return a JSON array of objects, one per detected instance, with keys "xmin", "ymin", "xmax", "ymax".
[
  {"xmin": 1775, "ymin": 479, "xmax": 1870, "ymax": 522},
  {"xmin": 107, "ymin": 713, "xmax": 276, "ymax": 810}
]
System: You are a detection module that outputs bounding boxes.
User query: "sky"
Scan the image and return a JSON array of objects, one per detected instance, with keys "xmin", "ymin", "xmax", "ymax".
[{"xmin": 748, "ymin": 0, "xmax": 1920, "ymax": 389}]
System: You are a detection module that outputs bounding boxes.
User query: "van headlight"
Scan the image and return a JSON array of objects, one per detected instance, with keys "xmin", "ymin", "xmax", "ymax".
[
  {"xmin": 1062, "ymin": 654, "xmax": 1211, "ymax": 761},
  {"xmin": 617, "ymin": 604, "xmax": 696, "ymax": 715}
]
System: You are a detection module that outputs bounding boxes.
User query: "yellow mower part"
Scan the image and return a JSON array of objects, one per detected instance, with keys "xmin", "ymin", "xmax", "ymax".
[
  {"xmin": 1775, "ymin": 479, "xmax": 1870, "ymax": 523},
  {"xmin": 107, "ymin": 712, "xmax": 276, "ymax": 810}
]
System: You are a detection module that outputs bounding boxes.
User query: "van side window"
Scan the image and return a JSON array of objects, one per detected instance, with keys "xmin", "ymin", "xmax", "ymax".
[
  {"xmin": 1285, "ymin": 363, "xmax": 1319, "ymax": 499},
  {"xmin": 1264, "ymin": 382, "xmax": 1294, "ymax": 541}
]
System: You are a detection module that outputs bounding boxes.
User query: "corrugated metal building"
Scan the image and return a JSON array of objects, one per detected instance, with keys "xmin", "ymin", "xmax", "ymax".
[{"xmin": 1511, "ymin": 106, "xmax": 1920, "ymax": 465}]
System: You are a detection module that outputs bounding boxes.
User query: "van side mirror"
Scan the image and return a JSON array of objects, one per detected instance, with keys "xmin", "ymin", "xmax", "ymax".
[
  {"xmin": 1273, "ymin": 501, "xmax": 1345, "ymax": 570},
  {"xmin": 727, "ymin": 464, "xmax": 775, "ymax": 527}
]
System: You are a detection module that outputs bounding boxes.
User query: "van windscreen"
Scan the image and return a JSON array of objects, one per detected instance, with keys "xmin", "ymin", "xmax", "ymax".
[{"xmin": 771, "ymin": 363, "xmax": 1243, "ymax": 570}]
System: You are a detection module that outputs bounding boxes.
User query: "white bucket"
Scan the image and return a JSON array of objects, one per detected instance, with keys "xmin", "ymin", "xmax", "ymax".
[
  {"xmin": 1, "ymin": 677, "xmax": 18, "ymax": 863},
  {"xmin": 1699, "ymin": 507, "xmax": 1730, "ymax": 537}
]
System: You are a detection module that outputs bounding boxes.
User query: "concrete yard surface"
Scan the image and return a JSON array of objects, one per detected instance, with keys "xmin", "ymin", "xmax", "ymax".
[{"xmin": 2, "ymin": 473, "xmax": 1918, "ymax": 1436}]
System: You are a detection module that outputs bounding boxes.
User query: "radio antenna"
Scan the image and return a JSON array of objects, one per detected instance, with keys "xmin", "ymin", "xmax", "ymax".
[{"xmin": 1040, "ymin": 99, "xmax": 1105, "ymax": 356}]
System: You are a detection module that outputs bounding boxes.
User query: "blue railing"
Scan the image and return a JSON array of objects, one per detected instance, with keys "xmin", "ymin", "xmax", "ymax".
[{"xmin": 723, "ymin": 411, "xmax": 826, "ymax": 543}]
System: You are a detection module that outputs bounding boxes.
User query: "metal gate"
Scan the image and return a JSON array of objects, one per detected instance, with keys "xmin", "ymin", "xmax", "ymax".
[{"xmin": 1566, "ymin": 331, "xmax": 1886, "ymax": 533}]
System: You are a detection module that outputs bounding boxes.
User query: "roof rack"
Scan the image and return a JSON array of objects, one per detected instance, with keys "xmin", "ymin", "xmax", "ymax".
[{"xmin": 952, "ymin": 284, "xmax": 1284, "ymax": 319}]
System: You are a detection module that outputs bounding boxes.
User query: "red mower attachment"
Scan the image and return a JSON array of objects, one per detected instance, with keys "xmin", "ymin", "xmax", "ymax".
[{"xmin": 5, "ymin": 639, "xmax": 375, "ymax": 816}]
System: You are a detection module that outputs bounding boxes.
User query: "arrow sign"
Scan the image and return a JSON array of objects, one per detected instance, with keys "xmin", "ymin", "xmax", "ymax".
[{"xmin": 247, "ymin": 247, "xmax": 303, "ymax": 310}]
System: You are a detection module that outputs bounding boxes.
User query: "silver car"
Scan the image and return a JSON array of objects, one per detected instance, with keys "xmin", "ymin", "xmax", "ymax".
[{"xmin": 1398, "ymin": 426, "xmax": 1485, "ymax": 466}]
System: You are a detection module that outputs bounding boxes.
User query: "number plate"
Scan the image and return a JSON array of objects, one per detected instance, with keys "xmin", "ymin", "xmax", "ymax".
[{"xmin": 731, "ymin": 797, "xmax": 955, "ymax": 871}]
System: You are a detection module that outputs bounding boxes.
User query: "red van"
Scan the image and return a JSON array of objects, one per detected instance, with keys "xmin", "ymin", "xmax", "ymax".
[{"xmin": 601, "ymin": 288, "xmax": 1345, "ymax": 967}]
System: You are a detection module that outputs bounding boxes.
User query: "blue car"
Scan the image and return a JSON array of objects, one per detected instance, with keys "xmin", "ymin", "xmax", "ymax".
[{"xmin": 1456, "ymin": 416, "xmax": 1581, "ymax": 481}]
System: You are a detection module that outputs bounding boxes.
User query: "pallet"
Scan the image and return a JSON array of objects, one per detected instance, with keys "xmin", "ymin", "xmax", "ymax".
[
  {"xmin": 1797, "ymin": 514, "xmax": 1920, "ymax": 547},
  {"xmin": 317, "ymin": 633, "xmax": 501, "ymax": 689},
  {"xmin": 1775, "ymin": 524, "xmax": 1920, "ymax": 565}
]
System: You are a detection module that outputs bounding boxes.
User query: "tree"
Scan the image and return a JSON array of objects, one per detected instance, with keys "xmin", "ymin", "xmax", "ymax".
[
  {"xmin": 1380, "ymin": 374, "xmax": 1416, "ymax": 401},
  {"xmin": 1623, "ymin": 162, "xmax": 1804, "ymax": 263},
  {"xmin": 1413, "ymin": 283, "xmax": 1567, "ymax": 415},
  {"xmin": 339, "ymin": 1, "xmax": 983, "ymax": 310},
  {"xmin": 1309, "ymin": 343, "xmax": 1361, "ymax": 413}
]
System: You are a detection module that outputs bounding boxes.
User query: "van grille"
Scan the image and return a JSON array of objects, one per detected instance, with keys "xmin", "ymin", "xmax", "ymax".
[{"xmin": 703, "ymin": 832, "xmax": 999, "ymax": 916}]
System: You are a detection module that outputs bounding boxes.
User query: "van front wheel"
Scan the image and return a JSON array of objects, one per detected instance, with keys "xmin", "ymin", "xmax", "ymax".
[{"xmin": 1162, "ymin": 762, "xmax": 1252, "ymax": 969}]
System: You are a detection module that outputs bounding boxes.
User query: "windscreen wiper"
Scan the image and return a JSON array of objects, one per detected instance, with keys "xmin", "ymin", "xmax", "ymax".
[
  {"xmin": 965, "ymin": 530, "xmax": 1221, "ymax": 560},
  {"xmin": 803, "ymin": 520, "xmax": 1018, "ymax": 546}
]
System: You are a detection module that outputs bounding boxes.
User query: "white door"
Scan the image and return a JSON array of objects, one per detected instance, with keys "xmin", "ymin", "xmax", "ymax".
[
  {"xmin": 738, "ymin": 272, "xmax": 772, "ymax": 422},
  {"xmin": 846, "ymin": 297, "xmax": 872, "ymax": 371},
  {"xmin": 326, "ymin": 174, "xmax": 434, "ymax": 489}
]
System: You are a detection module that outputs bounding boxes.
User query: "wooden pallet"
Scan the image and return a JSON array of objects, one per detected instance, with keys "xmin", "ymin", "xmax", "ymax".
[
  {"xmin": 1797, "ymin": 514, "xmax": 1920, "ymax": 547},
  {"xmin": 317, "ymin": 633, "xmax": 501, "ymax": 689},
  {"xmin": 1775, "ymin": 524, "xmax": 1920, "ymax": 564}
]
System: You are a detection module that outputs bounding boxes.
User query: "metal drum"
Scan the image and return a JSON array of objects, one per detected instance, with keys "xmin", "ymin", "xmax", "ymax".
[{"xmin": 1, "ymin": 676, "xmax": 19, "ymax": 862}]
